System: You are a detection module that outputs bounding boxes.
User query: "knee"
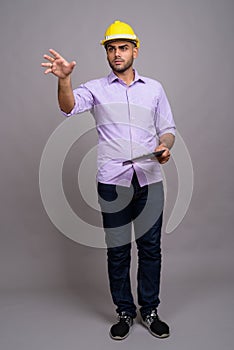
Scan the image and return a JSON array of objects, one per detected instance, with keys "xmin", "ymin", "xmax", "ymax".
[
  {"xmin": 107, "ymin": 244, "xmax": 131, "ymax": 262},
  {"xmin": 137, "ymin": 243, "xmax": 161, "ymax": 261}
]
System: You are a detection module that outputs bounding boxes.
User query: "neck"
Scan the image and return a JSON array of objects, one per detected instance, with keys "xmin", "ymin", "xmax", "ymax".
[{"xmin": 114, "ymin": 67, "xmax": 135, "ymax": 86}]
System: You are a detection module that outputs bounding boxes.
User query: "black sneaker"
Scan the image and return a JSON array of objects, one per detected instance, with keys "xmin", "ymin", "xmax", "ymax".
[
  {"xmin": 141, "ymin": 310, "xmax": 170, "ymax": 338},
  {"xmin": 110, "ymin": 312, "xmax": 133, "ymax": 340}
]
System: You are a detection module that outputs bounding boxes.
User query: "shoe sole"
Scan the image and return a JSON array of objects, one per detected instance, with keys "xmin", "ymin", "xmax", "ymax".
[
  {"xmin": 109, "ymin": 332, "xmax": 130, "ymax": 340},
  {"xmin": 141, "ymin": 319, "xmax": 170, "ymax": 338}
]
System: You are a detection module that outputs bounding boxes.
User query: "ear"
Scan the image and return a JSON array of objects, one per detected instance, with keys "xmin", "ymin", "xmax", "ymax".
[{"xmin": 133, "ymin": 47, "xmax": 139, "ymax": 59}]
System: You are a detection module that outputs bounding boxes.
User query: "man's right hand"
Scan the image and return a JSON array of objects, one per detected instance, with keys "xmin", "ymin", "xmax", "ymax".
[{"xmin": 41, "ymin": 49, "xmax": 76, "ymax": 79}]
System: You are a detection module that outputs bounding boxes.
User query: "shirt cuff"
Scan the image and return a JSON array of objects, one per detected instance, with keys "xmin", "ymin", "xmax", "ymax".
[{"xmin": 158, "ymin": 127, "xmax": 176, "ymax": 138}]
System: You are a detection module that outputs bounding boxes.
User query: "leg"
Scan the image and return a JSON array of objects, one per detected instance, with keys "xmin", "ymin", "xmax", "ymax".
[
  {"xmin": 136, "ymin": 213, "xmax": 163, "ymax": 318},
  {"xmin": 107, "ymin": 243, "xmax": 136, "ymax": 317},
  {"xmin": 97, "ymin": 182, "xmax": 137, "ymax": 318},
  {"xmin": 132, "ymin": 181, "xmax": 164, "ymax": 318}
]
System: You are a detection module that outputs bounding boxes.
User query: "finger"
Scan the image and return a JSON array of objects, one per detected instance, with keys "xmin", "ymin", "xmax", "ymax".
[
  {"xmin": 43, "ymin": 67, "xmax": 52, "ymax": 75},
  {"xmin": 41, "ymin": 61, "xmax": 53, "ymax": 74},
  {"xmin": 69, "ymin": 61, "xmax": 77, "ymax": 70},
  {"xmin": 161, "ymin": 149, "xmax": 170, "ymax": 159},
  {"xmin": 43, "ymin": 54, "xmax": 55, "ymax": 63},
  {"xmin": 49, "ymin": 48, "xmax": 62, "ymax": 59},
  {"xmin": 41, "ymin": 62, "xmax": 53, "ymax": 68},
  {"xmin": 162, "ymin": 155, "xmax": 170, "ymax": 162},
  {"xmin": 161, "ymin": 149, "xmax": 170, "ymax": 157},
  {"xmin": 163, "ymin": 156, "xmax": 170, "ymax": 163},
  {"xmin": 158, "ymin": 152, "xmax": 170, "ymax": 163}
]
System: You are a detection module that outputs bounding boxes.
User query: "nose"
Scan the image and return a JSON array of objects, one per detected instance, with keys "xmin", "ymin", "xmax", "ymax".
[{"xmin": 114, "ymin": 48, "xmax": 121, "ymax": 57}]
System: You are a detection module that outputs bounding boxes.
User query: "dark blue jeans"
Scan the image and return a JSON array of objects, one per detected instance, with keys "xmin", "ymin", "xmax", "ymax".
[{"xmin": 98, "ymin": 172, "xmax": 164, "ymax": 318}]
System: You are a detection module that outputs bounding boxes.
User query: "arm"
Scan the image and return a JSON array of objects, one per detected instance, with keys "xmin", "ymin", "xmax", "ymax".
[
  {"xmin": 41, "ymin": 49, "xmax": 76, "ymax": 114},
  {"xmin": 159, "ymin": 133, "xmax": 175, "ymax": 150},
  {"xmin": 155, "ymin": 133, "xmax": 175, "ymax": 164},
  {"xmin": 58, "ymin": 75, "xmax": 75, "ymax": 114}
]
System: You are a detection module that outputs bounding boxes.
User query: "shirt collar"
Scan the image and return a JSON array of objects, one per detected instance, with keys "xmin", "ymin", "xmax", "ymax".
[{"xmin": 108, "ymin": 69, "xmax": 145, "ymax": 85}]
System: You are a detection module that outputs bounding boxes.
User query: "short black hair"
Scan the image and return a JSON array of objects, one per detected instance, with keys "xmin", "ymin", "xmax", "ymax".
[{"xmin": 104, "ymin": 39, "xmax": 137, "ymax": 50}]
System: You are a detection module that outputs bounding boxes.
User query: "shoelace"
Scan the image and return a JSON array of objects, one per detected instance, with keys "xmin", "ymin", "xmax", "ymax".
[
  {"xmin": 118, "ymin": 314, "xmax": 132, "ymax": 326},
  {"xmin": 145, "ymin": 310, "xmax": 159, "ymax": 325}
]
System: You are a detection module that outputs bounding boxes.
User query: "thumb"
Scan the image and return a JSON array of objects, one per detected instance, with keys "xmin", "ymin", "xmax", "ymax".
[{"xmin": 70, "ymin": 61, "xmax": 76, "ymax": 69}]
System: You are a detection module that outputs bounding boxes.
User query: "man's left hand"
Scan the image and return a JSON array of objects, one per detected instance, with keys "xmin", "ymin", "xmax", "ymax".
[{"xmin": 154, "ymin": 144, "xmax": 171, "ymax": 164}]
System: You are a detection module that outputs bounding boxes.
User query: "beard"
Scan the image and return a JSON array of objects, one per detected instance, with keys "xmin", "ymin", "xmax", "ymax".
[{"xmin": 108, "ymin": 56, "xmax": 134, "ymax": 74}]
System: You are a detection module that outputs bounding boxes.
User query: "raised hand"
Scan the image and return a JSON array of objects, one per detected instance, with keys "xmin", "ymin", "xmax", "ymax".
[{"xmin": 41, "ymin": 49, "xmax": 76, "ymax": 78}]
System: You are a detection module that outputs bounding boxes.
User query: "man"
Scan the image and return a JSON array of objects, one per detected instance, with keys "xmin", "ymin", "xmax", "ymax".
[{"xmin": 41, "ymin": 20, "xmax": 176, "ymax": 340}]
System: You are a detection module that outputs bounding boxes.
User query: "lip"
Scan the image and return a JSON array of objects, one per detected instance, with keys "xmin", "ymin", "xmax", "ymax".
[{"xmin": 114, "ymin": 60, "xmax": 124, "ymax": 64}]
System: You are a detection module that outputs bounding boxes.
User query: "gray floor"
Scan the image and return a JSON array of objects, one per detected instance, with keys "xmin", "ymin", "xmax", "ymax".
[{"xmin": 1, "ymin": 252, "xmax": 233, "ymax": 350}]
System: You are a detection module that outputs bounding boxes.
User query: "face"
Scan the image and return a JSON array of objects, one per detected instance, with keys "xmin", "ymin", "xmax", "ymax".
[{"xmin": 106, "ymin": 40, "xmax": 138, "ymax": 74}]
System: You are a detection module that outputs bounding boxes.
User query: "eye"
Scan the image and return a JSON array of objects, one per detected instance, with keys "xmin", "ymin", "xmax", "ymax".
[{"xmin": 120, "ymin": 46, "xmax": 128, "ymax": 51}]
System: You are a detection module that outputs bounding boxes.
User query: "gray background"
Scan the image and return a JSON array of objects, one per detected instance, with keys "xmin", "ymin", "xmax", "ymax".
[{"xmin": 0, "ymin": 0, "xmax": 233, "ymax": 349}]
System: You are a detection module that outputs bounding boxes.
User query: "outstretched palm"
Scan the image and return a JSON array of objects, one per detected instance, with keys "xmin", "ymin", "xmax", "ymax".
[{"xmin": 41, "ymin": 49, "xmax": 76, "ymax": 78}]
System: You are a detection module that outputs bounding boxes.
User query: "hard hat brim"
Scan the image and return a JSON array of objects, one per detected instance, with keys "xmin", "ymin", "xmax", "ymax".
[
  {"xmin": 101, "ymin": 37, "xmax": 140, "ymax": 48},
  {"xmin": 102, "ymin": 38, "xmax": 138, "ymax": 48}
]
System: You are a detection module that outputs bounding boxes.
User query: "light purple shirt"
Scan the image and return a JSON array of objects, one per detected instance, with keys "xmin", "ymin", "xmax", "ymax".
[{"xmin": 63, "ymin": 70, "xmax": 176, "ymax": 187}]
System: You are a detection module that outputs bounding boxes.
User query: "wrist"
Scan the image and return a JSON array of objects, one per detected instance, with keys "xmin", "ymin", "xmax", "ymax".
[
  {"xmin": 58, "ymin": 76, "xmax": 72, "ymax": 94},
  {"xmin": 159, "ymin": 141, "xmax": 168, "ymax": 149},
  {"xmin": 59, "ymin": 75, "xmax": 71, "ymax": 84}
]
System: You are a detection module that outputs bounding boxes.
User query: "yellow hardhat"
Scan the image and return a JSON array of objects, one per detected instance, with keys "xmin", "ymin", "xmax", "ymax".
[{"xmin": 100, "ymin": 20, "xmax": 140, "ymax": 48}]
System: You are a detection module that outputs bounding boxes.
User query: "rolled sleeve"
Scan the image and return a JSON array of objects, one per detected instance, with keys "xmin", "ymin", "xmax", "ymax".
[
  {"xmin": 155, "ymin": 84, "xmax": 176, "ymax": 137},
  {"xmin": 61, "ymin": 84, "xmax": 94, "ymax": 117}
]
